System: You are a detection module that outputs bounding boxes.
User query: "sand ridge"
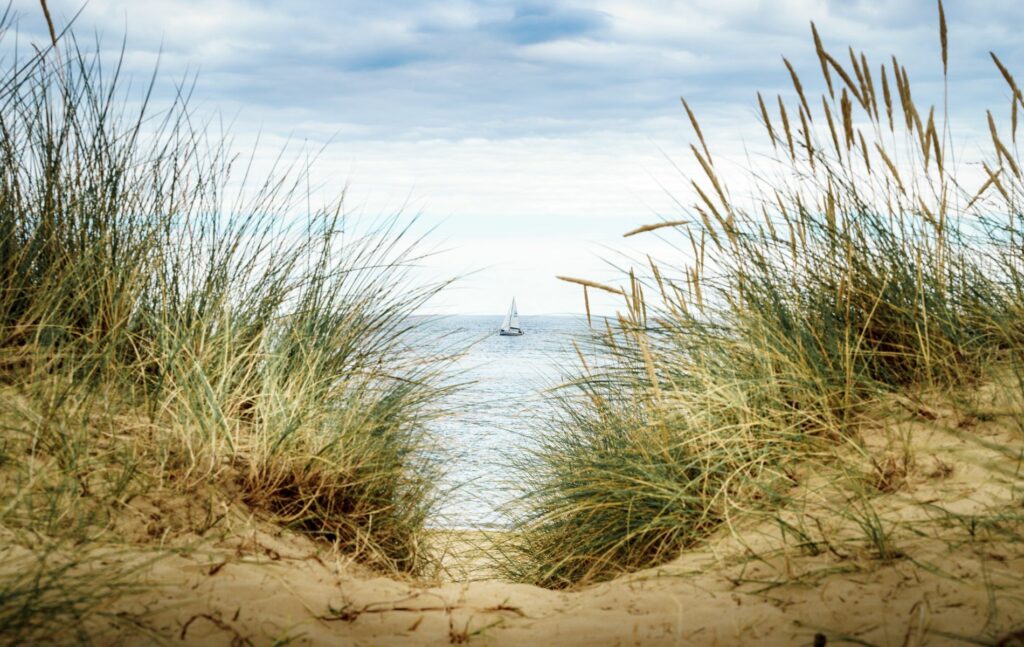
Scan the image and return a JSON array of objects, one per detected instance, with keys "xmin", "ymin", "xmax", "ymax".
[{"xmin": 90, "ymin": 398, "xmax": 1024, "ymax": 646}]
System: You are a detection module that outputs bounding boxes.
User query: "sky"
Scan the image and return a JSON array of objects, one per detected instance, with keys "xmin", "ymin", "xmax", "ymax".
[{"xmin": 5, "ymin": 0, "xmax": 1024, "ymax": 314}]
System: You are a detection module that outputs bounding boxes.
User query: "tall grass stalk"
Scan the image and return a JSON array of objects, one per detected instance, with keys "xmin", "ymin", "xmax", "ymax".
[
  {"xmin": 503, "ymin": 3, "xmax": 1024, "ymax": 587},
  {"xmin": 0, "ymin": 10, "xmax": 454, "ymax": 642}
]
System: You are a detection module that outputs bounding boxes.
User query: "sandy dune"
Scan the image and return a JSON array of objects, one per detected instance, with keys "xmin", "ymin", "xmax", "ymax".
[
  {"xmin": 93, "ymin": 400, "xmax": 1024, "ymax": 646},
  {"xmin": 106, "ymin": 521, "xmax": 1022, "ymax": 646}
]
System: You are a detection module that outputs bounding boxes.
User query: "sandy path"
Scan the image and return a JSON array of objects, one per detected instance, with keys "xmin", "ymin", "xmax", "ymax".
[
  {"xmin": 104, "ymin": 522, "xmax": 1022, "ymax": 646},
  {"xmin": 95, "ymin": 403, "xmax": 1024, "ymax": 646}
]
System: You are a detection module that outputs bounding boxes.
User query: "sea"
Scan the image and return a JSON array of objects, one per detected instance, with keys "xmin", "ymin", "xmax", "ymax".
[{"xmin": 418, "ymin": 315, "xmax": 589, "ymax": 529}]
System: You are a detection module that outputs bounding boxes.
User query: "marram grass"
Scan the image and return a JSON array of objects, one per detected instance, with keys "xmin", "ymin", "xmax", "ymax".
[
  {"xmin": 502, "ymin": 3, "xmax": 1024, "ymax": 588},
  {"xmin": 0, "ymin": 11, "xmax": 454, "ymax": 643}
]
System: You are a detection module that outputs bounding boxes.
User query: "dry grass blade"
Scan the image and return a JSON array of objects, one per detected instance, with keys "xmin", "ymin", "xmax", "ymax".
[
  {"xmin": 893, "ymin": 57, "xmax": 912, "ymax": 130},
  {"xmin": 692, "ymin": 145, "xmax": 730, "ymax": 212},
  {"xmin": 849, "ymin": 47, "xmax": 868, "ymax": 106},
  {"xmin": 859, "ymin": 130, "xmax": 871, "ymax": 173},
  {"xmin": 880, "ymin": 63, "xmax": 894, "ymax": 132},
  {"xmin": 583, "ymin": 285, "xmax": 592, "ymax": 326},
  {"xmin": 938, "ymin": 0, "xmax": 948, "ymax": 75},
  {"xmin": 624, "ymin": 220, "xmax": 689, "ymax": 238},
  {"xmin": 966, "ymin": 170, "xmax": 997, "ymax": 210},
  {"xmin": 785, "ymin": 57, "xmax": 812, "ymax": 122},
  {"xmin": 1014, "ymin": 97, "xmax": 1019, "ymax": 143},
  {"xmin": 875, "ymin": 143, "xmax": 906, "ymax": 194},
  {"xmin": 928, "ymin": 113, "xmax": 943, "ymax": 173},
  {"xmin": 692, "ymin": 182, "xmax": 723, "ymax": 228},
  {"xmin": 825, "ymin": 52, "xmax": 866, "ymax": 108},
  {"xmin": 38, "ymin": 0, "xmax": 58, "ymax": 49},
  {"xmin": 811, "ymin": 22, "xmax": 834, "ymax": 98},
  {"xmin": 991, "ymin": 52, "xmax": 1021, "ymax": 98},
  {"xmin": 778, "ymin": 95, "xmax": 796, "ymax": 160},
  {"xmin": 758, "ymin": 92, "xmax": 778, "ymax": 149},
  {"xmin": 800, "ymin": 104, "xmax": 815, "ymax": 169},
  {"xmin": 861, "ymin": 52, "xmax": 878, "ymax": 120},
  {"xmin": 682, "ymin": 97, "xmax": 712, "ymax": 164},
  {"xmin": 556, "ymin": 276, "xmax": 625, "ymax": 296},
  {"xmin": 921, "ymin": 106, "xmax": 936, "ymax": 170},
  {"xmin": 823, "ymin": 95, "xmax": 843, "ymax": 160},
  {"xmin": 988, "ymin": 110, "xmax": 1022, "ymax": 178},
  {"xmin": 696, "ymin": 205, "xmax": 723, "ymax": 249},
  {"xmin": 841, "ymin": 89, "xmax": 854, "ymax": 150},
  {"xmin": 900, "ymin": 63, "xmax": 916, "ymax": 131},
  {"xmin": 982, "ymin": 161, "xmax": 1012, "ymax": 203}
]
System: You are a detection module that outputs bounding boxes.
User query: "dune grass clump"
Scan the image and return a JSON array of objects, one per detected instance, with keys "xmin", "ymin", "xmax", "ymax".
[
  {"xmin": 0, "ymin": 543, "xmax": 146, "ymax": 646},
  {"xmin": 504, "ymin": 5, "xmax": 1024, "ymax": 587},
  {"xmin": 0, "ymin": 11, "xmax": 452, "ymax": 641}
]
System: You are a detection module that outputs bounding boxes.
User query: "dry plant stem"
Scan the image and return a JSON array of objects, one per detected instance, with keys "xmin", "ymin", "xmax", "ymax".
[
  {"xmin": 507, "ymin": 0, "xmax": 1024, "ymax": 589},
  {"xmin": 0, "ymin": 9, "xmax": 457, "ymax": 643}
]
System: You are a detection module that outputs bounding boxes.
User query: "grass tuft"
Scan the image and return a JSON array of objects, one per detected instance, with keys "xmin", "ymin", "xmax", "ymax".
[
  {"xmin": 0, "ymin": 9, "xmax": 455, "ymax": 641},
  {"xmin": 504, "ymin": 5, "xmax": 1024, "ymax": 588}
]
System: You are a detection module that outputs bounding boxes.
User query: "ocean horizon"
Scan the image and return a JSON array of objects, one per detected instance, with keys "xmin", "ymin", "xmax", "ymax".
[{"xmin": 419, "ymin": 314, "xmax": 590, "ymax": 529}]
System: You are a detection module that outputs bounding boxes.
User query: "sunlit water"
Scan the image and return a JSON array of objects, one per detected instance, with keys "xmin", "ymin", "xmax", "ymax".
[{"xmin": 420, "ymin": 315, "xmax": 587, "ymax": 529}]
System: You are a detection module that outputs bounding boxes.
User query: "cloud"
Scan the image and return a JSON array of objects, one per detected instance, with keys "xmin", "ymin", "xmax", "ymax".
[
  {"xmin": 5, "ymin": 0, "xmax": 1024, "ymax": 312},
  {"xmin": 483, "ymin": 2, "xmax": 608, "ymax": 45},
  {"xmin": 14, "ymin": 0, "xmax": 1024, "ymax": 144}
]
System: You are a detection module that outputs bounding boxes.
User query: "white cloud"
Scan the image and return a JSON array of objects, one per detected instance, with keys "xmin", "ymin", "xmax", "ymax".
[{"xmin": 5, "ymin": 0, "xmax": 1023, "ymax": 313}]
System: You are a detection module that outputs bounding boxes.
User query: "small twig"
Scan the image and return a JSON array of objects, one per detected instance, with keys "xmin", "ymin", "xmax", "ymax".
[{"xmin": 179, "ymin": 613, "xmax": 252, "ymax": 645}]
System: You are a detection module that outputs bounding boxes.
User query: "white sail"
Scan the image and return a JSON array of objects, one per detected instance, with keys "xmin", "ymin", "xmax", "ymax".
[
  {"xmin": 499, "ymin": 297, "xmax": 523, "ymax": 335},
  {"xmin": 500, "ymin": 300, "xmax": 514, "ymax": 331}
]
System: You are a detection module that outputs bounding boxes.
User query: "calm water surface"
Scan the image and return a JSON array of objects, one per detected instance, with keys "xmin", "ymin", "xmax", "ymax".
[{"xmin": 421, "ymin": 315, "xmax": 587, "ymax": 529}]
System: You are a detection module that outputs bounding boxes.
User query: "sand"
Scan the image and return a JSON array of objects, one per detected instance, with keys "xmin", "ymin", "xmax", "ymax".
[
  {"xmin": 100, "ymin": 524, "xmax": 1022, "ymax": 646},
  {"xmin": 75, "ymin": 393, "xmax": 1023, "ymax": 646}
]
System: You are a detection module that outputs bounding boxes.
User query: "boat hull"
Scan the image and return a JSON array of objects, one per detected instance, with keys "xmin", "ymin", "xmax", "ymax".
[{"xmin": 499, "ymin": 329, "xmax": 524, "ymax": 336}]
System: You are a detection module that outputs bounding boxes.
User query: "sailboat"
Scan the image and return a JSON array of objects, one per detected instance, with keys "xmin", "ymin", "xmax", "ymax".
[{"xmin": 499, "ymin": 297, "xmax": 524, "ymax": 336}]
